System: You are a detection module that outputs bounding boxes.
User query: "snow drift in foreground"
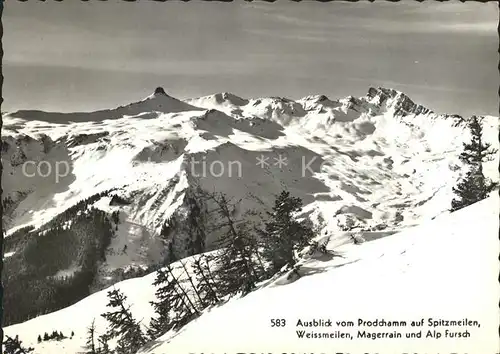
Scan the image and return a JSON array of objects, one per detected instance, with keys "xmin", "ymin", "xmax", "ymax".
[
  {"xmin": 6, "ymin": 195, "xmax": 499, "ymax": 354},
  {"xmin": 141, "ymin": 195, "xmax": 499, "ymax": 354}
]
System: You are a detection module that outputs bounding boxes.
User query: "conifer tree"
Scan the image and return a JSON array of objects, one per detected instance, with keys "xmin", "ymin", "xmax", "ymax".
[
  {"xmin": 3, "ymin": 335, "xmax": 34, "ymax": 354},
  {"xmin": 148, "ymin": 265, "xmax": 198, "ymax": 339},
  {"xmin": 165, "ymin": 264, "xmax": 199, "ymax": 321},
  {"xmin": 206, "ymin": 192, "xmax": 261, "ymax": 296},
  {"xmin": 100, "ymin": 288, "xmax": 146, "ymax": 354},
  {"xmin": 84, "ymin": 319, "xmax": 97, "ymax": 354},
  {"xmin": 147, "ymin": 268, "xmax": 174, "ymax": 340},
  {"xmin": 192, "ymin": 254, "xmax": 220, "ymax": 307},
  {"xmin": 451, "ymin": 116, "xmax": 498, "ymax": 211},
  {"xmin": 259, "ymin": 190, "xmax": 315, "ymax": 274},
  {"xmin": 179, "ymin": 260, "xmax": 204, "ymax": 308},
  {"xmin": 37, "ymin": 335, "xmax": 41, "ymax": 343},
  {"xmin": 97, "ymin": 333, "xmax": 112, "ymax": 354}
]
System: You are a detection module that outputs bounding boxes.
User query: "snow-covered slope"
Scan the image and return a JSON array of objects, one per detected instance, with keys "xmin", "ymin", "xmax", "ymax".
[
  {"xmin": 5, "ymin": 195, "xmax": 498, "ymax": 354},
  {"xmin": 145, "ymin": 195, "xmax": 499, "ymax": 354},
  {"xmin": 6, "ymin": 87, "xmax": 202, "ymax": 124}
]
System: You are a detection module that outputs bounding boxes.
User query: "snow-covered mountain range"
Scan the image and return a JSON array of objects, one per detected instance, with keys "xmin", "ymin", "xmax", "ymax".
[
  {"xmin": 3, "ymin": 86, "xmax": 497, "ymax": 237},
  {"xmin": 2, "ymin": 86, "xmax": 498, "ymax": 352}
]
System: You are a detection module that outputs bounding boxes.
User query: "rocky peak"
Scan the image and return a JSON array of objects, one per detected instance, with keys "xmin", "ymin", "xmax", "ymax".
[
  {"xmin": 367, "ymin": 87, "xmax": 432, "ymax": 116},
  {"xmin": 213, "ymin": 92, "xmax": 249, "ymax": 106},
  {"xmin": 154, "ymin": 86, "xmax": 168, "ymax": 96}
]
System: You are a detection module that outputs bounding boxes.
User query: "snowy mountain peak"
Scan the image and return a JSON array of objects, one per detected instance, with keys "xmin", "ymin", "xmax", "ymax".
[
  {"xmin": 187, "ymin": 92, "xmax": 249, "ymax": 109},
  {"xmin": 217, "ymin": 92, "xmax": 248, "ymax": 106},
  {"xmin": 312, "ymin": 94, "xmax": 330, "ymax": 103},
  {"xmin": 366, "ymin": 86, "xmax": 432, "ymax": 116}
]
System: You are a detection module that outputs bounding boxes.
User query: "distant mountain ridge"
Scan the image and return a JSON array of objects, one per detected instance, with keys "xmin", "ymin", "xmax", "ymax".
[
  {"xmin": 5, "ymin": 86, "xmax": 440, "ymax": 122},
  {"xmin": 7, "ymin": 87, "xmax": 202, "ymax": 123}
]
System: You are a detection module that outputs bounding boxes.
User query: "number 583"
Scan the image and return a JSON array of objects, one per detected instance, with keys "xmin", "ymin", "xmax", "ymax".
[{"xmin": 270, "ymin": 319, "xmax": 286, "ymax": 327}]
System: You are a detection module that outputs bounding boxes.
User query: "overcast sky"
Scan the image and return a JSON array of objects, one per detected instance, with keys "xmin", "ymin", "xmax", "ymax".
[{"xmin": 3, "ymin": 1, "xmax": 498, "ymax": 117}]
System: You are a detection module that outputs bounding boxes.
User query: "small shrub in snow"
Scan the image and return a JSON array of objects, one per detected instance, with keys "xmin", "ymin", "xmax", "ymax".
[{"xmin": 3, "ymin": 335, "xmax": 34, "ymax": 354}]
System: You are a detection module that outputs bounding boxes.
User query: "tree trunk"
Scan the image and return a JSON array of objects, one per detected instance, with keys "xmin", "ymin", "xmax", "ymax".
[
  {"xmin": 179, "ymin": 260, "xmax": 204, "ymax": 308},
  {"xmin": 165, "ymin": 266, "xmax": 199, "ymax": 315}
]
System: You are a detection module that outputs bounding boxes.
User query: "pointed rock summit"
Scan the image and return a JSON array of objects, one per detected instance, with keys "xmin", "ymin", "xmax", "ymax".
[
  {"xmin": 154, "ymin": 86, "xmax": 168, "ymax": 96},
  {"xmin": 367, "ymin": 87, "xmax": 432, "ymax": 116}
]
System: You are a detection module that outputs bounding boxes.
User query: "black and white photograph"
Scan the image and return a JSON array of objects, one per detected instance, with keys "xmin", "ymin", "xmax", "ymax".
[{"xmin": 0, "ymin": 1, "xmax": 498, "ymax": 353}]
